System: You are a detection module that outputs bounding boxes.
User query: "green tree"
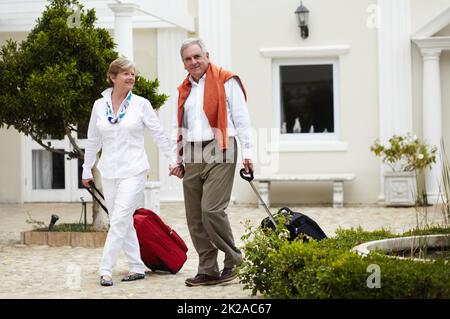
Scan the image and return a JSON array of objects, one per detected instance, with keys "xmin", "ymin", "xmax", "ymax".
[{"xmin": 0, "ymin": 0, "xmax": 168, "ymax": 160}]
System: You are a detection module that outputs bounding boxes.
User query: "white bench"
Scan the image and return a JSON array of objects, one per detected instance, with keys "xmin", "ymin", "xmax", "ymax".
[{"xmin": 253, "ymin": 174, "xmax": 356, "ymax": 208}]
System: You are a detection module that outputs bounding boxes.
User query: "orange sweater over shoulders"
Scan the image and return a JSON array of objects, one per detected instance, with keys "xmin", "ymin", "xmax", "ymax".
[{"xmin": 177, "ymin": 63, "xmax": 247, "ymax": 152}]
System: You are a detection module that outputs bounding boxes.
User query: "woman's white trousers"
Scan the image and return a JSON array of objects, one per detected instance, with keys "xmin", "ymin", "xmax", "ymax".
[{"xmin": 99, "ymin": 171, "xmax": 147, "ymax": 277}]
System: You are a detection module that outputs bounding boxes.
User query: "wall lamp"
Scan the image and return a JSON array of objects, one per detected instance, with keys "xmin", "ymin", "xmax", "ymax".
[{"xmin": 295, "ymin": 2, "xmax": 310, "ymax": 39}]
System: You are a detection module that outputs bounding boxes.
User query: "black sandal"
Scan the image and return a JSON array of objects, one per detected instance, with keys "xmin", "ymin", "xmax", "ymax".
[
  {"xmin": 121, "ymin": 273, "xmax": 145, "ymax": 282},
  {"xmin": 100, "ymin": 276, "xmax": 113, "ymax": 286}
]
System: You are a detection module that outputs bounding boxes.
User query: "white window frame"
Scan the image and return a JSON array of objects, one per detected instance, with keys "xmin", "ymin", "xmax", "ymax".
[
  {"xmin": 261, "ymin": 45, "xmax": 350, "ymax": 152},
  {"xmin": 273, "ymin": 58, "xmax": 343, "ymax": 144}
]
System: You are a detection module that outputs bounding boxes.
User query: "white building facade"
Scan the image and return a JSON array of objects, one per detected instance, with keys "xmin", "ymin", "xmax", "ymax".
[{"xmin": 0, "ymin": 0, "xmax": 449, "ymax": 206}]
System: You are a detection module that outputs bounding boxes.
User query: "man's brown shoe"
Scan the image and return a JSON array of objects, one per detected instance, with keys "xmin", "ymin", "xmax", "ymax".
[
  {"xmin": 219, "ymin": 267, "xmax": 238, "ymax": 283},
  {"xmin": 185, "ymin": 274, "xmax": 221, "ymax": 287}
]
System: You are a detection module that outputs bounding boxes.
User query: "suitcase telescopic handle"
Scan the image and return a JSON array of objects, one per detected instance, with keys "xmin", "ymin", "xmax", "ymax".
[
  {"xmin": 88, "ymin": 181, "xmax": 104, "ymax": 200},
  {"xmin": 239, "ymin": 168, "xmax": 278, "ymax": 227},
  {"xmin": 84, "ymin": 181, "xmax": 108, "ymax": 214},
  {"xmin": 239, "ymin": 168, "xmax": 254, "ymax": 181}
]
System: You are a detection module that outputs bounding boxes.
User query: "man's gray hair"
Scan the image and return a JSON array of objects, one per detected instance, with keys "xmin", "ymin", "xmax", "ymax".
[{"xmin": 180, "ymin": 38, "xmax": 208, "ymax": 58}]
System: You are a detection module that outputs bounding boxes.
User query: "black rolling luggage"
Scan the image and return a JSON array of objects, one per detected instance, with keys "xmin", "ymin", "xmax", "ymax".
[{"xmin": 239, "ymin": 169, "xmax": 327, "ymax": 242}]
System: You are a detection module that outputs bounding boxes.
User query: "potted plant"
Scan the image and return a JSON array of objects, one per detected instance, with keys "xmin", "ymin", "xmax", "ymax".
[{"xmin": 370, "ymin": 133, "xmax": 437, "ymax": 206}]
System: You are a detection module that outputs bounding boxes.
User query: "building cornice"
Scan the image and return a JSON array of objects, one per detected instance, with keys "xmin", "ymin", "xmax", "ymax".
[
  {"xmin": 260, "ymin": 45, "xmax": 350, "ymax": 58},
  {"xmin": 0, "ymin": 0, "xmax": 195, "ymax": 32},
  {"xmin": 413, "ymin": 6, "xmax": 450, "ymax": 38},
  {"xmin": 412, "ymin": 36, "xmax": 450, "ymax": 50}
]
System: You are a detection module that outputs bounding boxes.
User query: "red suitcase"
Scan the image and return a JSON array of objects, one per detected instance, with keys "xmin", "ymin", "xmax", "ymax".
[
  {"xmin": 133, "ymin": 208, "xmax": 188, "ymax": 274},
  {"xmin": 86, "ymin": 182, "xmax": 188, "ymax": 274}
]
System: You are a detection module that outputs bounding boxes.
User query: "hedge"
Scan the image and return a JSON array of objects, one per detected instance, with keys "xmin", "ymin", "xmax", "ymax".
[{"xmin": 238, "ymin": 219, "xmax": 450, "ymax": 299}]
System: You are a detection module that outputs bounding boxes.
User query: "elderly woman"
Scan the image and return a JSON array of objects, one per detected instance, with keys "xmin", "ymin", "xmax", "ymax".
[{"xmin": 82, "ymin": 57, "xmax": 176, "ymax": 287}]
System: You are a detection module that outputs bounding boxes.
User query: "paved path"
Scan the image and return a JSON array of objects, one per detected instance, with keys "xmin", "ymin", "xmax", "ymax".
[{"xmin": 0, "ymin": 202, "xmax": 447, "ymax": 299}]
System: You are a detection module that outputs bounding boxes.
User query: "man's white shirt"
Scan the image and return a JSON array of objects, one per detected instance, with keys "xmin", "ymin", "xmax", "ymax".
[{"xmin": 172, "ymin": 75, "xmax": 253, "ymax": 160}]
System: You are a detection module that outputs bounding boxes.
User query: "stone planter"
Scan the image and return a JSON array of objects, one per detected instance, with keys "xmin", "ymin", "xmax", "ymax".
[
  {"xmin": 384, "ymin": 171, "xmax": 417, "ymax": 206},
  {"xmin": 21, "ymin": 230, "xmax": 107, "ymax": 248},
  {"xmin": 351, "ymin": 234, "xmax": 450, "ymax": 261}
]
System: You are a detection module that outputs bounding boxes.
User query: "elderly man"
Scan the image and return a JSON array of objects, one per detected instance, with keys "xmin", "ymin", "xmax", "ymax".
[{"xmin": 170, "ymin": 38, "xmax": 253, "ymax": 287}]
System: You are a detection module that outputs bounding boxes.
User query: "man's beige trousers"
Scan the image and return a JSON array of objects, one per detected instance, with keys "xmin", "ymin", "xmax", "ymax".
[{"xmin": 182, "ymin": 137, "xmax": 242, "ymax": 277}]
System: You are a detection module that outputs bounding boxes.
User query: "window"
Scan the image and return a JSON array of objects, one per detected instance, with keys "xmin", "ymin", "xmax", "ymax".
[
  {"xmin": 32, "ymin": 149, "xmax": 65, "ymax": 189},
  {"xmin": 273, "ymin": 59, "xmax": 340, "ymax": 143},
  {"xmin": 26, "ymin": 125, "xmax": 89, "ymax": 202},
  {"xmin": 280, "ymin": 64, "xmax": 334, "ymax": 134},
  {"xmin": 77, "ymin": 149, "xmax": 85, "ymax": 189}
]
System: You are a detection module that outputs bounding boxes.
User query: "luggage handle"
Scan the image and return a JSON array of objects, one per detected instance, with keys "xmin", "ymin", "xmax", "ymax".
[
  {"xmin": 239, "ymin": 168, "xmax": 254, "ymax": 182},
  {"xmin": 239, "ymin": 168, "xmax": 277, "ymax": 227},
  {"xmin": 278, "ymin": 207, "xmax": 293, "ymax": 214},
  {"xmin": 84, "ymin": 181, "xmax": 109, "ymax": 215},
  {"xmin": 88, "ymin": 181, "xmax": 104, "ymax": 200}
]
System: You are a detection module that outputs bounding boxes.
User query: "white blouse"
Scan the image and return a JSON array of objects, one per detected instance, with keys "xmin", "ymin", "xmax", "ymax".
[{"xmin": 82, "ymin": 88, "xmax": 176, "ymax": 180}]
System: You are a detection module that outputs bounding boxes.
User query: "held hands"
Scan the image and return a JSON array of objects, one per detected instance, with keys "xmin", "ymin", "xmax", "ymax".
[
  {"xmin": 169, "ymin": 164, "xmax": 185, "ymax": 179},
  {"xmin": 168, "ymin": 160, "xmax": 252, "ymax": 179}
]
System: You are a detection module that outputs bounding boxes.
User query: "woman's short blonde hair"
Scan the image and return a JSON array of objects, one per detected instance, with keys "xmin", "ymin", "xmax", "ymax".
[{"xmin": 107, "ymin": 57, "xmax": 136, "ymax": 87}]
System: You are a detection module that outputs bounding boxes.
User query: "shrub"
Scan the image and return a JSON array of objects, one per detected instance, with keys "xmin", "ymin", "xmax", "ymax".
[{"xmin": 238, "ymin": 223, "xmax": 450, "ymax": 298}]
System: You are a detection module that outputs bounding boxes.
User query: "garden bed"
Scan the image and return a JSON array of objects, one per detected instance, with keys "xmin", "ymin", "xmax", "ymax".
[{"xmin": 21, "ymin": 223, "xmax": 107, "ymax": 247}]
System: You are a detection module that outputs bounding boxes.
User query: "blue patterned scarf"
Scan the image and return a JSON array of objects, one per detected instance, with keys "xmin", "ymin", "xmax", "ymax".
[{"xmin": 106, "ymin": 91, "xmax": 132, "ymax": 124}]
